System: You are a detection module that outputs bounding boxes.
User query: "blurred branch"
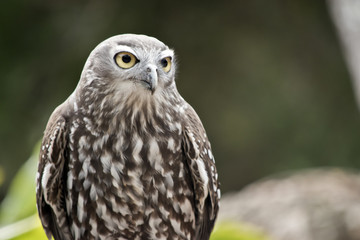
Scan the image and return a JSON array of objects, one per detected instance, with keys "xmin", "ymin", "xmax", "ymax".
[{"xmin": 328, "ymin": 0, "xmax": 360, "ymax": 111}]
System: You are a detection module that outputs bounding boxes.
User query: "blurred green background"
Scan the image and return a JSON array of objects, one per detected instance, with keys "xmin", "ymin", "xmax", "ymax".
[{"xmin": 1, "ymin": 0, "xmax": 360, "ymax": 239}]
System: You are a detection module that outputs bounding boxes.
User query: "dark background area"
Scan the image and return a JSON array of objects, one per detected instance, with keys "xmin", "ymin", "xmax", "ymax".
[{"xmin": 1, "ymin": 0, "xmax": 360, "ymax": 200}]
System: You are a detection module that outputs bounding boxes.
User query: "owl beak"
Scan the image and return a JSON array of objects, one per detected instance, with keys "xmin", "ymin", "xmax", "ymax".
[{"xmin": 141, "ymin": 65, "xmax": 158, "ymax": 94}]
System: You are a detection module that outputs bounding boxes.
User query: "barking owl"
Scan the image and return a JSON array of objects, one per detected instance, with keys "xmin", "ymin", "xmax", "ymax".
[{"xmin": 36, "ymin": 34, "xmax": 220, "ymax": 240}]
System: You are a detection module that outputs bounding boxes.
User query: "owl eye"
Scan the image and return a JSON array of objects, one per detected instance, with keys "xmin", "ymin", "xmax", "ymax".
[
  {"xmin": 160, "ymin": 57, "xmax": 172, "ymax": 73},
  {"xmin": 115, "ymin": 52, "xmax": 138, "ymax": 69}
]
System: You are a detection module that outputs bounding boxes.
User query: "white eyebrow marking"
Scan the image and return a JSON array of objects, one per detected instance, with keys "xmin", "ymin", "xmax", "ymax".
[
  {"xmin": 113, "ymin": 45, "xmax": 138, "ymax": 58},
  {"xmin": 160, "ymin": 49, "xmax": 174, "ymax": 59}
]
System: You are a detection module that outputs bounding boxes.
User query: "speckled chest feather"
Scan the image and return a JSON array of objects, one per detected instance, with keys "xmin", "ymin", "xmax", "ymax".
[{"xmin": 66, "ymin": 99, "xmax": 196, "ymax": 239}]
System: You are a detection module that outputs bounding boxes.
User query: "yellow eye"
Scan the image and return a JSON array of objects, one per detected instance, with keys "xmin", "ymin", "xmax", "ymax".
[
  {"xmin": 115, "ymin": 52, "xmax": 138, "ymax": 69},
  {"xmin": 160, "ymin": 57, "xmax": 172, "ymax": 73}
]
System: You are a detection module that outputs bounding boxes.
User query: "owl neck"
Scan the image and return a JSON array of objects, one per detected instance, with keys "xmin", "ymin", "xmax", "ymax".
[{"xmin": 75, "ymin": 85, "xmax": 185, "ymax": 135}]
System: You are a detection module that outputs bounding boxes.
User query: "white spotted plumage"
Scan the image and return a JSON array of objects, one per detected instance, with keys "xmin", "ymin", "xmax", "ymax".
[{"xmin": 36, "ymin": 34, "xmax": 220, "ymax": 240}]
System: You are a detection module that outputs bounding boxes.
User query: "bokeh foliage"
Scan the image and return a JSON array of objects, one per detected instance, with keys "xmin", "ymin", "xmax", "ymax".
[{"xmin": 0, "ymin": 143, "xmax": 47, "ymax": 239}]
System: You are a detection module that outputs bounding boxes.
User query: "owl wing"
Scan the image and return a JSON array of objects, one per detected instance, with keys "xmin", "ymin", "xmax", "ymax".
[
  {"xmin": 36, "ymin": 111, "xmax": 73, "ymax": 240},
  {"xmin": 182, "ymin": 105, "xmax": 220, "ymax": 240}
]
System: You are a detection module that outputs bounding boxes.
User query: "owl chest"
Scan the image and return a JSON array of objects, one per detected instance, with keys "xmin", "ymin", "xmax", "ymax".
[
  {"xmin": 68, "ymin": 130, "xmax": 187, "ymax": 190},
  {"xmin": 67, "ymin": 129, "xmax": 196, "ymax": 237}
]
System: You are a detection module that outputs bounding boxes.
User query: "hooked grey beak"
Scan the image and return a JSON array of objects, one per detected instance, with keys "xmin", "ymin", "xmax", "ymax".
[{"xmin": 141, "ymin": 65, "xmax": 158, "ymax": 93}]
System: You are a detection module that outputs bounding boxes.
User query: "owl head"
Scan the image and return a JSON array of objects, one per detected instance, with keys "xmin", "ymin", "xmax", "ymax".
[{"xmin": 77, "ymin": 34, "xmax": 177, "ymax": 100}]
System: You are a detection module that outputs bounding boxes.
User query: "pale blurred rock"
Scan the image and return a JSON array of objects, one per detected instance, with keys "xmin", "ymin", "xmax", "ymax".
[{"xmin": 218, "ymin": 168, "xmax": 360, "ymax": 240}]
